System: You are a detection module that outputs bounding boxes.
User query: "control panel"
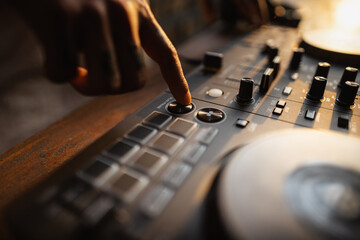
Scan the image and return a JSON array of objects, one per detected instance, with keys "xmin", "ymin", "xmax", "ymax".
[{"xmin": 6, "ymin": 24, "xmax": 360, "ymax": 240}]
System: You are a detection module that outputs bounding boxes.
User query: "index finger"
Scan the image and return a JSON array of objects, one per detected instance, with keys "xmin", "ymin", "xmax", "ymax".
[{"xmin": 138, "ymin": 3, "xmax": 191, "ymax": 105}]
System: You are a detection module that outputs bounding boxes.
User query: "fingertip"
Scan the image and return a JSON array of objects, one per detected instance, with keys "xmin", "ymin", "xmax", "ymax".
[
  {"xmin": 173, "ymin": 88, "xmax": 192, "ymax": 106},
  {"xmin": 182, "ymin": 91, "xmax": 192, "ymax": 106}
]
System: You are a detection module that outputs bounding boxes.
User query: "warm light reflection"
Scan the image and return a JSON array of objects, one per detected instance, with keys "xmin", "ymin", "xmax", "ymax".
[{"xmin": 334, "ymin": 0, "xmax": 360, "ymax": 32}]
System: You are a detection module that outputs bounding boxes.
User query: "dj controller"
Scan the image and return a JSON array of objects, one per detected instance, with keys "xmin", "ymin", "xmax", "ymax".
[{"xmin": 6, "ymin": 11, "xmax": 360, "ymax": 240}]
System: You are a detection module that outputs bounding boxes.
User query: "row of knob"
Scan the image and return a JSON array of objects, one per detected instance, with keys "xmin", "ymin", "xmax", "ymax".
[
  {"xmin": 235, "ymin": 71, "xmax": 359, "ymax": 108},
  {"xmin": 235, "ymin": 74, "xmax": 358, "ymax": 108},
  {"xmin": 307, "ymin": 63, "xmax": 359, "ymax": 106},
  {"xmin": 202, "ymin": 46, "xmax": 359, "ymax": 107}
]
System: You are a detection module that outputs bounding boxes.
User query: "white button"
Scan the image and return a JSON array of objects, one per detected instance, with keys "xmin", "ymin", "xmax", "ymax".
[
  {"xmin": 283, "ymin": 86, "xmax": 293, "ymax": 95},
  {"xmin": 206, "ymin": 88, "xmax": 224, "ymax": 98}
]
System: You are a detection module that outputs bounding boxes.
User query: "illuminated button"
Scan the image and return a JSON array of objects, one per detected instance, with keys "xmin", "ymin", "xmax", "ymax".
[
  {"xmin": 163, "ymin": 162, "xmax": 192, "ymax": 188},
  {"xmin": 276, "ymin": 100, "xmax": 287, "ymax": 108},
  {"xmin": 151, "ymin": 132, "xmax": 184, "ymax": 154},
  {"xmin": 111, "ymin": 171, "xmax": 148, "ymax": 202},
  {"xmin": 166, "ymin": 118, "xmax": 197, "ymax": 137},
  {"xmin": 206, "ymin": 88, "xmax": 224, "ymax": 98},
  {"xmin": 81, "ymin": 156, "xmax": 119, "ymax": 185},
  {"xmin": 105, "ymin": 140, "xmax": 140, "ymax": 164},
  {"xmin": 273, "ymin": 107, "xmax": 283, "ymax": 115},
  {"xmin": 141, "ymin": 185, "xmax": 174, "ymax": 218},
  {"xmin": 83, "ymin": 160, "xmax": 110, "ymax": 179},
  {"xmin": 283, "ymin": 86, "xmax": 293, "ymax": 95},
  {"xmin": 126, "ymin": 125, "xmax": 157, "ymax": 145},
  {"xmin": 144, "ymin": 111, "xmax": 172, "ymax": 129},
  {"xmin": 291, "ymin": 73, "xmax": 299, "ymax": 81},
  {"xmin": 235, "ymin": 119, "xmax": 249, "ymax": 128},
  {"xmin": 131, "ymin": 151, "xmax": 167, "ymax": 176},
  {"xmin": 197, "ymin": 108, "xmax": 225, "ymax": 123},
  {"xmin": 182, "ymin": 143, "xmax": 207, "ymax": 165},
  {"xmin": 195, "ymin": 127, "xmax": 218, "ymax": 145},
  {"xmin": 305, "ymin": 110, "xmax": 316, "ymax": 120},
  {"xmin": 82, "ymin": 195, "xmax": 114, "ymax": 225}
]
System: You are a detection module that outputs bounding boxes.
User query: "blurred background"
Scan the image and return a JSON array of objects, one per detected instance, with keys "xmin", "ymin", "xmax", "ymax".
[{"xmin": 1, "ymin": 0, "xmax": 359, "ymax": 154}]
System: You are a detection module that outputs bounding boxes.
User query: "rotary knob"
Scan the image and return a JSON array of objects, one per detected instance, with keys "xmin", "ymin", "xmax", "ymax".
[
  {"xmin": 289, "ymin": 47, "xmax": 304, "ymax": 70},
  {"xmin": 196, "ymin": 108, "xmax": 225, "ymax": 123},
  {"xmin": 203, "ymin": 52, "xmax": 223, "ymax": 72},
  {"xmin": 262, "ymin": 39, "xmax": 276, "ymax": 54},
  {"xmin": 314, "ymin": 62, "xmax": 331, "ymax": 78},
  {"xmin": 167, "ymin": 101, "xmax": 194, "ymax": 114},
  {"xmin": 260, "ymin": 68, "xmax": 275, "ymax": 94},
  {"xmin": 270, "ymin": 56, "xmax": 281, "ymax": 78},
  {"xmin": 236, "ymin": 78, "xmax": 254, "ymax": 104},
  {"xmin": 336, "ymin": 81, "xmax": 359, "ymax": 107},
  {"xmin": 338, "ymin": 67, "xmax": 358, "ymax": 87},
  {"xmin": 307, "ymin": 76, "xmax": 327, "ymax": 101},
  {"xmin": 268, "ymin": 46, "xmax": 279, "ymax": 63}
]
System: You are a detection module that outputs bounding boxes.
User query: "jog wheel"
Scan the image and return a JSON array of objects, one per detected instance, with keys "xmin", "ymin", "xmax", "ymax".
[{"xmin": 216, "ymin": 129, "xmax": 360, "ymax": 240}]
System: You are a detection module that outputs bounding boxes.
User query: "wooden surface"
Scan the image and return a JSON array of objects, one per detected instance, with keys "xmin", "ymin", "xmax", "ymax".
[{"xmin": 0, "ymin": 66, "xmax": 168, "ymax": 239}]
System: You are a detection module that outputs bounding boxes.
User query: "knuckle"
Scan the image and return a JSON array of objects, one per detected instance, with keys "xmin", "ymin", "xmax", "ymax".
[
  {"xmin": 82, "ymin": 0, "xmax": 107, "ymax": 22},
  {"xmin": 52, "ymin": 1, "xmax": 80, "ymax": 22},
  {"xmin": 162, "ymin": 45, "xmax": 179, "ymax": 64}
]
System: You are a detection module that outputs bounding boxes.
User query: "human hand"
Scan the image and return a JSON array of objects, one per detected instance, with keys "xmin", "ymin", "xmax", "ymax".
[
  {"xmin": 199, "ymin": 0, "xmax": 269, "ymax": 26},
  {"xmin": 11, "ymin": 0, "xmax": 191, "ymax": 105},
  {"xmin": 227, "ymin": 0, "xmax": 269, "ymax": 25}
]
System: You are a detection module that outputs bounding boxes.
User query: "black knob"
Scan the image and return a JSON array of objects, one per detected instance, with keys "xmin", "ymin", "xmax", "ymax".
[
  {"xmin": 268, "ymin": 46, "xmax": 279, "ymax": 63},
  {"xmin": 167, "ymin": 101, "xmax": 194, "ymax": 114},
  {"xmin": 260, "ymin": 68, "xmax": 275, "ymax": 94},
  {"xmin": 270, "ymin": 56, "xmax": 281, "ymax": 78},
  {"xmin": 307, "ymin": 76, "xmax": 327, "ymax": 101},
  {"xmin": 236, "ymin": 78, "xmax": 254, "ymax": 104},
  {"xmin": 203, "ymin": 52, "xmax": 223, "ymax": 71},
  {"xmin": 289, "ymin": 47, "xmax": 304, "ymax": 70},
  {"xmin": 197, "ymin": 108, "xmax": 225, "ymax": 123},
  {"xmin": 338, "ymin": 67, "xmax": 358, "ymax": 87},
  {"xmin": 263, "ymin": 39, "xmax": 276, "ymax": 54},
  {"xmin": 314, "ymin": 62, "xmax": 330, "ymax": 78},
  {"xmin": 336, "ymin": 81, "xmax": 359, "ymax": 107}
]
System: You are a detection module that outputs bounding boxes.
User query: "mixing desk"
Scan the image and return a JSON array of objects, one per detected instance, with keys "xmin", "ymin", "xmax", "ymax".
[{"xmin": 6, "ymin": 12, "xmax": 360, "ymax": 240}]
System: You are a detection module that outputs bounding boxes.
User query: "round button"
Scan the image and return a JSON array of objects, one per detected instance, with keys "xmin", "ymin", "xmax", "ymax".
[
  {"xmin": 206, "ymin": 88, "xmax": 224, "ymax": 98},
  {"xmin": 196, "ymin": 108, "xmax": 225, "ymax": 123},
  {"xmin": 167, "ymin": 101, "xmax": 194, "ymax": 114}
]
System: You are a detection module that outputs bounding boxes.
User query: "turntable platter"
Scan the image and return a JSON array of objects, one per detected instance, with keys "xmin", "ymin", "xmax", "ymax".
[
  {"xmin": 217, "ymin": 130, "xmax": 360, "ymax": 240},
  {"xmin": 302, "ymin": 29, "xmax": 360, "ymax": 64}
]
